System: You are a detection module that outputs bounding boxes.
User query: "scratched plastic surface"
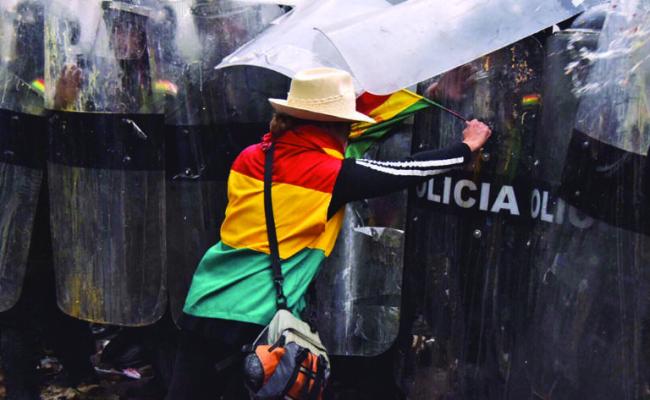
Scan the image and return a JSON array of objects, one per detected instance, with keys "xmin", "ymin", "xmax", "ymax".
[
  {"xmin": 48, "ymin": 112, "xmax": 167, "ymax": 326},
  {"xmin": 312, "ymin": 128, "xmax": 411, "ymax": 356},
  {"xmin": 399, "ymin": 5, "xmax": 650, "ymax": 399},
  {"xmin": 0, "ymin": 0, "xmax": 46, "ymax": 311},
  {"xmin": 44, "ymin": 0, "xmax": 164, "ymax": 113},
  {"xmin": 318, "ymin": 0, "xmax": 607, "ymax": 94},
  {"xmin": 574, "ymin": 0, "xmax": 649, "ymax": 155},
  {"xmin": 217, "ymin": 0, "xmax": 389, "ymax": 82},
  {"xmin": 45, "ymin": 0, "xmax": 166, "ymax": 325}
]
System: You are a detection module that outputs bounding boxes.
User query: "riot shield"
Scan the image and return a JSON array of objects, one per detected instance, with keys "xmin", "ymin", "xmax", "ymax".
[
  {"xmin": 0, "ymin": 0, "xmax": 47, "ymax": 312},
  {"xmin": 401, "ymin": 37, "xmax": 545, "ymax": 398},
  {"xmin": 45, "ymin": 0, "xmax": 166, "ymax": 326},
  {"xmin": 164, "ymin": 0, "xmax": 288, "ymax": 323},
  {"xmin": 310, "ymin": 127, "xmax": 410, "ymax": 357},
  {"xmin": 317, "ymin": 0, "xmax": 606, "ymax": 95},
  {"xmin": 400, "ymin": 3, "xmax": 650, "ymax": 398},
  {"xmin": 528, "ymin": 3, "xmax": 650, "ymax": 398},
  {"xmin": 190, "ymin": 0, "xmax": 287, "ymax": 125}
]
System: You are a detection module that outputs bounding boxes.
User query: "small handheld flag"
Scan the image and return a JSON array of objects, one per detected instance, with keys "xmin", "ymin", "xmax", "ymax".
[{"xmin": 347, "ymin": 89, "xmax": 467, "ymax": 158}]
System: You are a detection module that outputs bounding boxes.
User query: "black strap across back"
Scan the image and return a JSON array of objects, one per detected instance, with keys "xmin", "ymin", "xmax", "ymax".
[{"xmin": 263, "ymin": 144, "xmax": 287, "ymax": 310}]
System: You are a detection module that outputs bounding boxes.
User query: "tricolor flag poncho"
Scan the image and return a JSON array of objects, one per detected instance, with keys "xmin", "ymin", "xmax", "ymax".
[
  {"xmin": 346, "ymin": 89, "xmax": 439, "ymax": 158},
  {"xmin": 183, "ymin": 126, "xmax": 346, "ymax": 325}
]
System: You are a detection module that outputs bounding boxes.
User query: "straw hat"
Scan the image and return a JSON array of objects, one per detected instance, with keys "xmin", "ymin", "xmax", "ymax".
[{"xmin": 269, "ymin": 68, "xmax": 375, "ymax": 123}]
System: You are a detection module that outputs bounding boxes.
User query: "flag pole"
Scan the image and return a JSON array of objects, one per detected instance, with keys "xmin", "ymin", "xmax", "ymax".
[{"xmin": 423, "ymin": 97, "xmax": 468, "ymax": 122}]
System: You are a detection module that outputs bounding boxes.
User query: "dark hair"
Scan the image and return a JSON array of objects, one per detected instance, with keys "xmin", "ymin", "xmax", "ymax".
[
  {"xmin": 269, "ymin": 113, "xmax": 351, "ymax": 136},
  {"xmin": 269, "ymin": 113, "xmax": 309, "ymax": 135}
]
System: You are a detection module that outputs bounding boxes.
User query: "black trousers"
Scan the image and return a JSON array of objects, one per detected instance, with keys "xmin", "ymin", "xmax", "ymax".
[{"xmin": 166, "ymin": 314, "xmax": 262, "ymax": 400}]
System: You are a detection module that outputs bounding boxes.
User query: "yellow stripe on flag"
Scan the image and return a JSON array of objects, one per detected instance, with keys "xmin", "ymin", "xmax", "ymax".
[
  {"xmin": 350, "ymin": 89, "xmax": 424, "ymax": 139},
  {"xmin": 221, "ymin": 170, "xmax": 343, "ymax": 258}
]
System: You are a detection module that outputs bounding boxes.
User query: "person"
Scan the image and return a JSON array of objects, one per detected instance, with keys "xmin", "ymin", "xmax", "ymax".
[
  {"xmin": 53, "ymin": 0, "xmax": 156, "ymax": 112},
  {"xmin": 166, "ymin": 67, "xmax": 491, "ymax": 400}
]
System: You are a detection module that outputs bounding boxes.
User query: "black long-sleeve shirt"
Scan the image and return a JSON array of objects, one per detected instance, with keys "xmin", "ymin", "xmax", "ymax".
[{"xmin": 327, "ymin": 142, "xmax": 472, "ymax": 218}]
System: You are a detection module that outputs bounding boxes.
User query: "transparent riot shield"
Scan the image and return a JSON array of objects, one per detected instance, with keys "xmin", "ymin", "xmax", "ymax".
[
  {"xmin": 217, "ymin": 0, "xmax": 391, "ymax": 79},
  {"xmin": 0, "ymin": 0, "xmax": 46, "ymax": 311},
  {"xmin": 164, "ymin": 0, "xmax": 288, "ymax": 323},
  {"xmin": 317, "ymin": 0, "xmax": 606, "ymax": 95},
  {"xmin": 561, "ymin": 0, "xmax": 649, "ymax": 227},
  {"xmin": 527, "ymin": 3, "xmax": 650, "ymax": 398},
  {"xmin": 572, "ymin": 0, "xmax": 649, "ymax": 156},
  {"xmin": 401, "ymin": 37, "xmax": 545, "ymax": 397},
  {"xmin": 311, "ymin": 127, "xmax": 411, "ymax": 356},
  {"xmin": 45, "ymin": 0, "xmax": 166, "ymax": 326},
  {"xmin": 401, "ymin": 3, "xmax": 650, "ymax": 398},
  {"xmin": 190, "ymin": 0, "xmax": 287, "ymax": 125}
]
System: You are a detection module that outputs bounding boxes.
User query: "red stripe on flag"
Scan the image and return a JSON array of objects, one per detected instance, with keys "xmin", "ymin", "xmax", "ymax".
[
  {"xmin": 232, "ymin": 144, "xmax": 341, "ymax": 193},
  {"xmin": 355, "ymin": 92, "xmax": 391, "ymax": 116}
]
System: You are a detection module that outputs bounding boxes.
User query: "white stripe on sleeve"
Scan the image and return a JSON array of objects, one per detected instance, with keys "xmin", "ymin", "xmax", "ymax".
[
  {"xmin": 356, "ymin": 156, "xmax": 465, "ymax": 169},
  {"xmin": 355, "ymin": 159, "xmax": 454, "ymax": 177}
]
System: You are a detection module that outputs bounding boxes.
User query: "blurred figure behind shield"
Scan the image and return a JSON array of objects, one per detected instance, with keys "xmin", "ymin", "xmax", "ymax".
[{"xmin": 54, "ymin": 0, "xmax": 157, "ymax": 112}]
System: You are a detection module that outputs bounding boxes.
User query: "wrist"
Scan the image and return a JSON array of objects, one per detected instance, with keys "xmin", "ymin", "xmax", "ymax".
[{"xmin": 462, "ymin": 139, "xmax": 480, "ymax": 152}]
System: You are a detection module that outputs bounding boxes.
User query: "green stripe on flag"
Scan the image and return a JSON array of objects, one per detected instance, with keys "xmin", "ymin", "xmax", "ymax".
[{"xmin": 346, "ymin": 99, "xmax": 432, "ymax": 158}]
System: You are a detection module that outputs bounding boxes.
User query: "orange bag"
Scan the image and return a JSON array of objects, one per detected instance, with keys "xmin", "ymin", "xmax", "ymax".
[{"xmin": 243, "ymin": 335, "xmax": 328, "ymax": 399}]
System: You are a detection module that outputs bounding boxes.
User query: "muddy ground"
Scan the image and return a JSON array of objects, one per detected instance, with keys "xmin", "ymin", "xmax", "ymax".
[{"xmin": 0, "ymin": 358, "xmax": 162, "ymax": 400}]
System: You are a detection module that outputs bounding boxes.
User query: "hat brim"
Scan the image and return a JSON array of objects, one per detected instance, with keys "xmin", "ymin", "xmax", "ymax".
[{"xmin": 268, "ymin": 99, "xmax": 375, "ymax": 123}]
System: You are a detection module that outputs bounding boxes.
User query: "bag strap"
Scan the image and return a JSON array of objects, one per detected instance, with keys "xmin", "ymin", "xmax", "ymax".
[{"xmin": 264, "ymin": 143, "xmax": 288, "ymax": 310}]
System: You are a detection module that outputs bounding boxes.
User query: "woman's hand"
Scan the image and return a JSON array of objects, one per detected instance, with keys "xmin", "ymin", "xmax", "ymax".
[{"xmin": 462, "ymin": 119, "xmax": 491, "ymax": 152}]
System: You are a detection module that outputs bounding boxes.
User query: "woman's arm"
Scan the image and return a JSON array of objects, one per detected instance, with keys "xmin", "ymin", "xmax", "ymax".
[
  {"xmin": 327, "ymin": 120, "xmax": 490, "ymax": 218},
  {"xmin": 328, "ymin": 142, "xmax": 470, "ymax": 217}
]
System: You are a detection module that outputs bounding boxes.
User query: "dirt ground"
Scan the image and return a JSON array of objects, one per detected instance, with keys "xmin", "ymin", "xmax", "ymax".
[{"xmin": 0, "ymin": 363, "xmax": 162, "ymax": 400}]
